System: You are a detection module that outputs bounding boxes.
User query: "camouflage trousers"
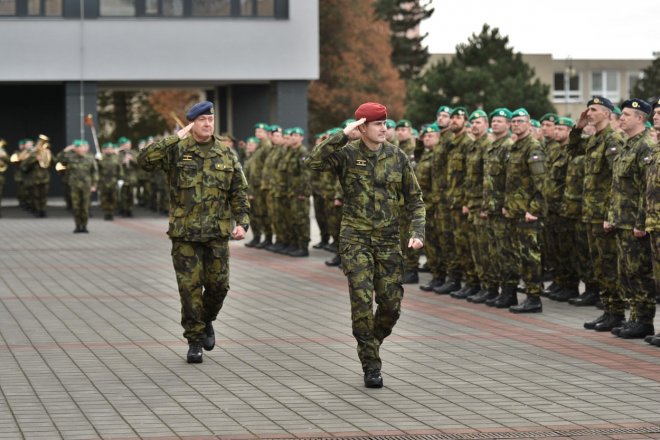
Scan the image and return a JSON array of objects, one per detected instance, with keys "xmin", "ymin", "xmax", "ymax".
[
  {"xmin": 312, "ymin": 194, "xmax": 330, "ymax": 243},
  {"xmin": 99, "ymin": 184, "xmax": 118, "ymax": 215},
  {"xmin": 120, "ymin": 184, "xmax": 134, "ymax": 212},
  {"xmin": 32, "ymin": 182, "xmax": 48, "ymax": 212},
  {"xmin": 449, "ymin": 210, "xmax": 478, "ymax": 285},
  {"xmin": 274, "ymin": 195, "xmax": 292, "ymax": 246},
  {"xmin": 424, "ymin": 205, "xmax": 444, "ymax": 280},
  {"xmin": 400, "ymin": 213, "xmax": 420, "ymax": 273},
  {"xmin": 252, "ymin": 188, "xmax": 270, "ymax": 239},
  {"xmin": 568, "ymin": 219, "xmax": 597, "ymax": 290},
  {"xmin": 62, "ymin": 180, "xmax": 72, "ymax": 210},
  {"xmin": 586, "ymin": 223, "xmax": 625, "ymax": 315},
  {"xmin": 469, "ymin": 214, "xmax": 493, "ymax": 291},
  {"xmin": 433, "ymin": 202, "xmax": 451, "ymax": 281},
  {"xmin": 150, "ymin": 183, "xmax": 169, "ymax": 212},
  {"xmin": 550, "ymin": 215, "xmax": 580, "ymax": 289},
  {"xmin": 510, "ymin": 220, "xmax": 543, "ymax": 297},
  {"xmin": 266, "ymin": 192, "xmax": 279, "ymax": 241},
  {"xmin": 615, "ymin": 230, "xmax": 656, "ymax": 324},
  {"xmin": 486, "ymin": 215, "xmax": 518, "ymax": 290},
  {"xmin": 171, "ymin": 239, "xmax": 230, "ymax": 343},
  {"xmin": 70, "ymin": 186, "xmax": 91, "ymax": 227},
  {"xmin": 289, "ymin": 196, "xmax": 310, "ymax": 248},
  {"xmin": 542, "ymin": 215, "xmax": 559, "ymax": 278},
  {"xmin": 651, "ymin": 232, "xmax": 660, "ymax": 297},
  {"xmin": 137, "ymin": 178, "xmax": 151, "ymax": 206},
  {"xmin": 326, "ymin": 199, "xmax": 342, "ymax": 244},
  {"xmin": 340, "ymin": 237, "xmax": 403, "ymax": 372}
]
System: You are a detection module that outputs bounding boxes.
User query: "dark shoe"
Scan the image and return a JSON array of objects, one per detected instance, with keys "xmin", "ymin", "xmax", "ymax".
[
  {"xmin": 492, "ymin": 288, "xmax": 519, "ymax": 308},
  {"xmin": 203, "ymin": 322, "xmax": 215, "ymax": 351},
  {"xmin": 38, "ymin": 210, "xmax": 47, "ymax": 218},
  {"xmin": 450, "ymin": 284, "xmax": 480, "ymax": 299},
  {"xmin": 186, "ymin": 342, "xmax": 203, "ymax": 363},
  {"xmin": 584, "ymin": 313, "xmax": 609, "ymax": 330},
  {"xmin": 312, "ymin": 240, "xmax": 328, "ymax": 249},
  {"xmin": 324, "ymin": 242, "xmax": 338, "ymax": 253},
  {"xmin": 244, "ymin": 237, "xmax": 260, "ymax": 248},
  {"xmin": 289, "ymin": 247, "xmax": 309, "ymax": 257},
  {"xmin": 645, "ymin": 335, "xmax": 655, "ymax": 344},
  {"xmin": 104, "ymin": 214, "xmax": 112, "ymax": 221},
  {"xmin": 652, "ymin": 336, "xmax": 660, "ymax": 347},
  {"xmin": 569, "ymin": 290, "xmax": 599, "ymax": 306},
  {"xmin": 542, "ymin": 281, "xmax": 562, "ymax": 297},
  {"xmin": 73, "ymin": 225, "xmax": 82, "ymax": 233},
  {"xmin": 420, "ymin": 278, "xmax": 444, "ymax": 292},
  {"xmin": 363, "ymin": 369, "xmax": 383, "ymax": 388},
  {"xmin": 80, "ymin": 226, "xmax": 89, "ymax": 233},
  {"xmin": 619, "ymin": 322, "xmax": 654, "ymax": 339},
  {"xmin": 266, "ymin": 242, "xmax": 284, "ymax": 252},
  {"xmin": 418, "ymin": 262, "xmax": 431, "ymax": 273},
  {"xmin": 278, "ymin": 244, "xmax": 295, "ymax": 254},
  {"xmin": 433, "ymin": 279, "xmax": 461, "ymax": 295},
  {"xmin": 325, "ymin": 254, "xmax": 341, "ymax": 266},
  {"xmin": 594, "ymin": 314, "xmax": 625, "ymax": 332},
  {"xmin": 551, "ymin": 287, "xmax": 579, "ymax": 302},
  {"xmin": 255, "ymin": 238, "xmax": 272, "ymax": 249},
  {"xmin": 509, "ymin": 296, "xmax": 542, "ymax": 313},
  {"xmin": 469, "ymin": 289, "xmax": 498, "ymax": 304},
  {"xmin": 402, "ymin": 271, "xmax": 419, "ymax": 284}
]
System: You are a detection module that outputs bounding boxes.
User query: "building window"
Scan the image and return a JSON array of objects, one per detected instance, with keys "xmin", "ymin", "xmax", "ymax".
[
  {"xmin": 0, "ymin": 0, "xmax": 16, "ymax": 15},
  {"xmin": 553, "ymin": 71, "xmax": 581, "ymax": 103},
  {"xmin": 591, "ymin": 71, "xmax": 620, "ymax": 102},
  {"xmin": 191, "ymin": 0, "xmax": 231, "ymax": 16},
  {"xmin": 100, "ymin": 0, "xmax": 135, "ymax": 16},
  {"xmin": 240, "ymin": 0, "xmax": 273, "ymax": 16},
  {"xmin": 627, "ymin": 71, "xmax": 644, "ymax": 95}
]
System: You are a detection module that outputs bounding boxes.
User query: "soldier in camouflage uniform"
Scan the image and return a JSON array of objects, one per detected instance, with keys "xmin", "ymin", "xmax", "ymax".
[
  {"xmin": 482, "ymin": 109, "xmax": 519, "ymax": 308},
  {"xmin": 539, "ymin": 113, "xmax": 561, "ymax": 291},
  {"xmin": 19, "ymin": 139, "xmax": 36, "ymax": 214},
  {"xmin": 0, "ymin": 139, "xmax": 8, "ymax": 217},
  {"xmin": 262, "ymin": 125, "xmax": 286, "ymax": 252},
  {"xmin": 644, "ymin": 98, "xmax": 660, "ymax": 346},
  {"xmin": 97, "ymin": 142, "xmax": 122, "ymax": 220},
  {"xmin": 385, "ymin": 119, "xmax": 398, "ymax": 147},
  {"xmin": 136, "ymin": 138, "xmax": 152, "ymax": 207},
  {"xmin": 58, "ymin": 140, "xmax": 98, "ymax": 233},
  {"xmin": 311, "ymin": 132, "xmax": 333, "ymax": 250},
  {"xmin": 118, "ymin": 136, "xmax": 137, "ymax": 217},
  {"xmin": 250, "ymin": 123, "xmax": 273, "ymax": 248},
  {"xmin": 137, "ymin": 101, "xmax": 249, "ymax": 364},
  {"xmin": 398, "ymin": 118, "xmax": 420, "ymax": 283},
  {"xmin": 306, "ymin": 102, "xmax": 425, "ymax": 388},
  {"xmin": 503, "ymin": 108, "xmax": 546, "ymax": 313},
  {"xmin": 270, "ymin": 128, "xmax": 294, "ymax": 253},
  {"xmin": 21, "ymin": 136, "xmax": 51, "ymax": 218},
  {"xmin": 571, "ymin": 97, "xmax": 627, "ymax": 332},
  {"xmin": 286, "ymin": 127, "xmax": 311, "ymax": 257},
  {"xmin": 243, "ymin": 137, "xmax": 265, "ymax": 247},
  {"xmin": 605, "ymin": 99, "xmax": 656, "ymax": 339},
  {"xmin": 396, "ymin": 119, "xmax": 416, "ymax": 161}
]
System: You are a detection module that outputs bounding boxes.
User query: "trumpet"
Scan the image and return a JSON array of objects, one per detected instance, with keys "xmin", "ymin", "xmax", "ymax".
[{"xmin": 35, "ymin": 134, "xmax": 52, "ymax": 169}]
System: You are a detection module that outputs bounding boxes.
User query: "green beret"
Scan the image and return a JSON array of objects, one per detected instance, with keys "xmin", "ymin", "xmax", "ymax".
[
  {"xmin": 117, "ymin": 136, "xmax": 129, "ymax": 144},
  {"xmin": 18, "ymin": 139, "xmax": 26, "ymax": 146},
  {"xmin": 254, "ymin": 122, "xmax": 269, "ymax": 130},
  {"xmin": 326, "ymin": 127, "xmax": 343, "ymax": 135},
  {"xmin": 489, "ymin": 108, "xmax": 512, "ymax": 120},
  {"xmin": 396, "ymin": 119, "xmax": 412, "ymax": 128},
  {"xmin": 341, "ymin": 118, "xmax": 356, "ymax": 129},
  {"xmin": 646, "ymin": 121, "xmax": 652, "ymax": 129},
  {"xmin": 530, "ymin": 119, "xmax": 541, "ymax": 128},
  {"xmin": 246, "ymin": 136, "xmax": 259, "ymax": 144},
  {"xmin": 386, "ymin": 119, "xmax": 396, "ymax": 129},
  {"xmin": 511, "ymin": 108, "xmax": 530, "ymax": 118},
  {"xmin": 411, "ymin": 128, "xmax": 419, "ymax": 137},
  {"xmin": 468, "ymin": 109, "xmax": 488, "ymax": 122},
  {"xmin": 269, "ymin": 124, "xmax": 282, "ymax": 133},
  {"xmin": 73, "ymin": 139, "xmax": 88, "ymax": 147},
  {"xmin": 422, "ymin": 123, "xmax": 440, "ymax": 134},
  {"xmin": 451, "ymin": 107, "xmax": 468, "ymax": 117},
  {"xmin": 539, "ymin": 113, "xmax": 559, "ymax": 123},
  {"xmin": 102, "ymin": 142, "xmax": 114, "ymax": 148},
  {"xmin": 290, "ymin": 127, "xmax": 305, "ymax": 135},
  {"xmin": 436, "ymin": 105, "xmax": 453, "ymax": 115},
  {"xmin": 556, "ymin": 117, "xmax": 575, "ymax": 128},
  {"xmin": 283, "ymin": 128, "xmax": 293, "ymax": 135},
  {"xmin": 612, "ymin": 106, "xmax": 622, "ymax": 116}
]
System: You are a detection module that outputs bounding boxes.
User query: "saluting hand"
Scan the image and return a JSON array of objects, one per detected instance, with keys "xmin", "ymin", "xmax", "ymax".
[
  {"xmin": 343, "ymin": 118, "xmax": 366, "ymax": 136},
  {"xmin": 576, "ymin": 109, "xmax": 589, "ymax": 129},
  {"xmin": 177, "ymin": 123, "xmax": 194, "ymax": 140}
]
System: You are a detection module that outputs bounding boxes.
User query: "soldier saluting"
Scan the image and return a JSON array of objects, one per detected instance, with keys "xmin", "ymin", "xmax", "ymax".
[
  {"xmin": 138, "ymin": 101, "xmax": 250, "ymax": 364},
  {"xmin": 306, "ymin": 102, "xmax": 425, "ymax": 388}
]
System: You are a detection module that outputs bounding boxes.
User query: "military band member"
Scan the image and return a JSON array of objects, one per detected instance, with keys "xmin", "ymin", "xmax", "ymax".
[{"xmin": 0, "ymin": 139, "xmax": 9, "ymax": 217}]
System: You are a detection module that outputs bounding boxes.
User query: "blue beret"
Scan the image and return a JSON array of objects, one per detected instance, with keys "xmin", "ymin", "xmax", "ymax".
[
  {"xmin": 186, "ymin": 101, "xmax": 214, "ymax": 121},
  {"xmin": 587, "ymin": 96, "xmax": 614, "ymax": 111},
  {"xmin": 621, "ymin": 98, "xmax": 651, "ymax": 115}
]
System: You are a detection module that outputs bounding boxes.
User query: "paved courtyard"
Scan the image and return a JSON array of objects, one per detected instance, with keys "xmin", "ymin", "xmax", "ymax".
[{"xmin": 1, "ymin": 201, "xmax": 659, "ymax": 440}]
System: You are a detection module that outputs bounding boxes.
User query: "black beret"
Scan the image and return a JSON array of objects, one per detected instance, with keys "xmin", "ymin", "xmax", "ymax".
[
  {"xmin": 587, "ymin": 96, "xmax": 614, "ymax": 111},
  {"xmin": 621, "ymin": 98, "xmax": 651, "ymax": 115},
  {"xmin": 186, "ymin": 101, "xmax": 214, "ymax": 121},
  {"xmin": 653, "ymin": 97, "xmax": 660, "ymax": 110}
]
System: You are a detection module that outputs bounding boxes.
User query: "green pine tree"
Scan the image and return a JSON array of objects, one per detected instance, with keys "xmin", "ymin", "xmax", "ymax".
[{"xmin": 631, "ymin": 55, "xmax": 660, "ymax": 103}]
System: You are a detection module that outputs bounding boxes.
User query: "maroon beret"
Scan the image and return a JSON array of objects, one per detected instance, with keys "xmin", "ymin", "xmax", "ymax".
[{"xmin": 354, "ymin": 102, "xmax": 387, "ymax": 122}]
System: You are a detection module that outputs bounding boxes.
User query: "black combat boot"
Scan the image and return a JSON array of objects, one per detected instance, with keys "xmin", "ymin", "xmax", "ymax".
[
  {"xmin": 203, "ymin": 322, "xmax": 215, "ymax": 351},
  {"xmin": 402, "ymin": 271, "xmax": 419, "ymax": 284},
  {"xmin": 542, "ymin": 281, "xmax": 562, "ymax": 297},
  {"xmin": 451, "ymin": 284, "xmax": 480, "ymax": 299},
  {"xmin": 569, "ymin": 289, "xmax": 599, "ymax": 306},
  {"xmin": 619, "ymin": 321, "xmax": 654, "ymax": 339},
  {"xmin": 289, "ymin": 247, "xmax": 309, "ymax": 257},
  {"xmin": 418, "ymin": 262, "xmax": 431, "ymax": 273},
  {"xmin": 312, "ymin": 239, "xmax": 328, "ymax": 249},
  {"xmin": 420, "ymin": 278, "xmax": 444, "ymax": 292},
  {"xmin": 551, "ymin": 287, "xmax": 580, "ymax": 302},
  {"xmin": 363, "ymin": 369, "xmax": 383, "ymax": 388},
  {"xmin": 469, "ymin": 289, "xmax": 498, "ymax": 304},
  {"xmin": 433, "ymin": 279, "xmax": 461, "ymax": 295},
  {"xmin": 325, "ymin": 254, "xmax": 341, "ymax": 266},
  {"xmin": 509, "ymin": 296, "xmax": 542, "ymax": 313},
  {"xmin": 594, "ymin": 314, "xmax": 625, "ymax": 332},
  {"xmin": 255, "ymin": 235, "xmax": 272, "ymax": 249},
  {"xmin": 244, "ymin": 236, "xmax": 261, "ymax": 248},
  {"xmin": 187, "ymin": 341, "xmax": 203, "ymax": 363},
  {"xmin": 491, "ymin": 287, "xmax": 519, "ymax": 308},
  {"xmin": 584, "ymin": 312, "xmax": 609, "ymax": 330}
]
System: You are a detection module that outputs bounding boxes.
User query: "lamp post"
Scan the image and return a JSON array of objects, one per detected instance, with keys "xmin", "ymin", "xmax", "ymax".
[{"xmin": 564, "ymin": 57, "xmax": 575, "ymax": 117}]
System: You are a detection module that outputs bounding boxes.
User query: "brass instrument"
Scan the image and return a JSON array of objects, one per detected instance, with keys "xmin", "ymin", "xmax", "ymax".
[
  {"xmin": 55, "ymin": 162, "xmax": 66, "ymax": 171},
  {"xmin": 10, "ymin": 149, "xmax": 30, "ymax": 163},
  {"xmin": 35, "ymin": 134, "xmax": 52, "ymax": 169}
]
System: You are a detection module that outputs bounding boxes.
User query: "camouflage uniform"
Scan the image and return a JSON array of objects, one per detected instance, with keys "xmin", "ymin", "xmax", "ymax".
[
  {"xmin": 97, "ymin": 152, "xmax": 122, "ymax": 217},
  {"xmin": 568, "ymin": 125, "xmax": 625, "ymax": 316},
  {"xmin": 430, "ymin": 130, "xmax": 454, "ymax": 282},
  {"xmin": 503, "ymin": 133, "xmax": 546, "ymax": 298},
  {"xmin": 261, "ymin": 143, "xmax": 285, "ymax": 245},
  {"xmin": 119, "ymin": 149, "xmax": 138, "ymax": 216},
  {"xmin": 244, "ymin": 147, "xmax": 264, "ymax": 241},
  {"xmin": 138, "ymin": 134, "xmax": 249, "ymax": 343},
  {"xmin": 415, "ymin": 145, "xmax": 438, "ymax": 280},
  {"xmin": 272, "ymin": 147, "xmax": 293, "ymax": 248},
  {"xmin": 398, "ymin": 136, "xmax": 419, "ymax": 275},
  {"xmin": 306, "ymin": 132, "xmax": 425, "ymax": 373},
  {"xmin": 0, "ymin": 146, "xmax": 9, "ymax": 214},
  {"xmin": 446, "ymin": 131, "xmax": 478, "ymax": 286},
  {"xmin": 21, "ymin": 150, "xmax": 50, "ymax": 216},
  {"xmin": 311, "ymin": 167, "xmax": 337, "ymax": 245},
  {"xmin": 646, "ymin": 149, "xmax": 660, "ymax": 298},
  {"xmin": 58, "ymin": 150, "xmax": 98, "ymax": 230},
  {"xmin": 542, "ymin": 139, "xmax": 562, "ymax": 278},
  {"xmin": 608, "ymin": 130, "xmax": 656, "ymax": 325},
  {"xmin": 150, "ymin": 168, "xmax": 170, "ymax": 214},
  {"xmin": 249, "ymin": 138, "xmax": 272, "ymax": 243},
  {"xmin": 287, "ymin": 145, "xmax": 311, "ymax": 250}
]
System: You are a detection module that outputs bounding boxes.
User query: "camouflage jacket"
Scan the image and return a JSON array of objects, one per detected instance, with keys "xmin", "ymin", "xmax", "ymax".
[
  {"xmin": 137, "ymin": 134, "xmax": 249, "ymax": 242},
  {"xmin": 246, "ymin": 140, "xmax": 270, "ymax": 191},
  {"xmin": 306, "ymin": 132, "xmax": 425, "ymax": 244},
  {"xmin": 482, "ymin": 135, "xmax": 513, "ymax": 215},
  {"xmin": 97, "ymin": 152, "xmax": 122, "ymax": 189},
  {"xmin": 544, "ymin": 143, "xmax": 570, "ymax": 215},
  {"xmin": 398, "ymin": 138, "xmax": 416, "ymax": 162},
  {"xmin": 503, "ymin": 133, "xmax": 546, "ymax": 219},
  {"xmin": 645, "ymin": 149, "xmax": 660, "ymax": 232},
  {"xmin": 272, "ymin": 147, "xmax": 293, "ymax": 198},
  {"xmin": 119, "ymin": 149, "xmax": 138, "ymax": 186},
  {"xmin": 430, "ymin": 130, "xmax": 453, "ymax": 205},
  {"xmin": 287, "ymin": 146, "xmax": 311, "ymax": 198},
  {"xmin": 559, "ymin": 152, "xmax": 585, "ymax": 220},
  {"xmin": 465, "ymin": 133, "xmax": 490, "ymax": 211},
  {"xmin": 607, "ymin": 130, "xmax": 655, "ymax": 230},
  {"xmin": 21, "ymin": 151, "xmax": 50, "ymax": 185},
  {"xmin": 261, "ymin": 144, "xmax": 285, "ymax": 192},
  {"xmin": 568, "ymin": 125, "xmax": 624, "ymax": 223},
  {"xmin": 415, "ymin": 147, "xmax": 434, "ymax": 209},
  {"xmin": 58, "ymin": 151, "xmax": 98, "ymax": 190},
  {"xmin": 446, "ymin": 131, "xmax": 471, "ymax": 210}
]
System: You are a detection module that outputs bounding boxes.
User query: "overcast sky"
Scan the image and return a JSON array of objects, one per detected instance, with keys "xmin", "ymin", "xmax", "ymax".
[{"xmin": 420, "ymin": 0, "xmax": 660, "ymax": 60}]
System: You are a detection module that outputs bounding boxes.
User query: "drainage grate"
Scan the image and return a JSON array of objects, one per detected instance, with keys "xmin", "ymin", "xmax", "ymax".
[{"xmin": 277, "ymin": 426, "xmax": 660, "ymax": 440}]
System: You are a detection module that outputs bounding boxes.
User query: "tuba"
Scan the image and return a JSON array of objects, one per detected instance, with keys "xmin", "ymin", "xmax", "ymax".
[{"xmin": 35, "ymin": 134, "xmax": 52, "ymax": 169}]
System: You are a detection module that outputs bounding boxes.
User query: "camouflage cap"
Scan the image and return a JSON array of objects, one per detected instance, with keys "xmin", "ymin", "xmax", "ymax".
[
  {"xmin": 489, "ymin": 108, "xmax": 512, "ymax": 120},
  {"xmin": 468, "ymin": 109, "xmax": 488, "ymax": 122}
]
